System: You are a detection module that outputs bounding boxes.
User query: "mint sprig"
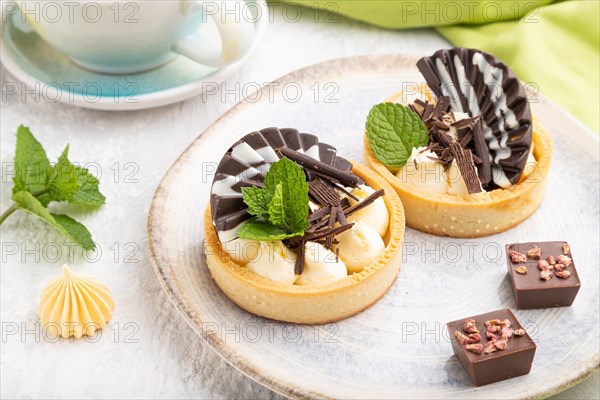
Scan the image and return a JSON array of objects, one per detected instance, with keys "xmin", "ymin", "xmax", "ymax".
[
  {"xmin": 237, "ymin": 157, "xmax": 309, "ymax": 241},
  {"xmin": 366, "ymin": 103, "xmax": 429, "ymax": 168},
  {"xmin": 0, "ymin": 126, "xmax": 105, "ymax": 250}
]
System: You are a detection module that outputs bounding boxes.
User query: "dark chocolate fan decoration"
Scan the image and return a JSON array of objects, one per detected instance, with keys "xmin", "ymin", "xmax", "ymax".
[
  {"xmin": 416, "ymin": 47, "xmax": 533, "ymax": 189},
  {"xmin": 210, "ymin": 128, "xmax": 354, "ymax": 243}
]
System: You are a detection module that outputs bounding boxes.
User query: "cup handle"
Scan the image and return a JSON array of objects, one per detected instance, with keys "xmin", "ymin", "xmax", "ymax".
[{"xmin": 173, "ymin": 0, "xmax": 256, "ymax": 67}]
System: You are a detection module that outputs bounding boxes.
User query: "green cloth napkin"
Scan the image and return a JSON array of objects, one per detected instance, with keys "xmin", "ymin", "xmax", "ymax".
[{"xmin": 281, "ymin": 0, "xmax": 599, "ymax": 133}]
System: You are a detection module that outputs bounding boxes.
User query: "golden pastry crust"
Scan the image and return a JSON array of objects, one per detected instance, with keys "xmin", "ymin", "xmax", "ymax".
[
  {"xmin": 364, "ymin": 89, "xmax": 552, "ymax": 238},
  {"xmin": 204, "ymin": 161, "xmax": 405, "ymax": 324}
]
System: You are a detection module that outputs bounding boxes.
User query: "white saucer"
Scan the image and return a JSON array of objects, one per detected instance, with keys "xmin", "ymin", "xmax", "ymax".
[{"xmin": 0, "ymin": 1, "xmax": 267, "ymax": 111}]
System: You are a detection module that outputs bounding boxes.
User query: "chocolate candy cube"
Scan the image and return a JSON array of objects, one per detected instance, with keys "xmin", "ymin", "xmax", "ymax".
[
  {"xmin": 506, "ymin": 241, "xmax": 581, "ymax": 309},
  {"xmin": 447, "ymin": 309, "xmax": 536, "ymax": 386}
]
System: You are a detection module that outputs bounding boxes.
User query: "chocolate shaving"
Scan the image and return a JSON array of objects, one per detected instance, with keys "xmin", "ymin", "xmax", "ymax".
[
  {"xmin": 421, "ymin": 103, "xmax": 434, "ymax": 121},
  {"xmin": 278, "ymin": 147, "xmax": 364, "ymax": 187},
  {"xmin": 337, "ymin": 207, "xmax": 348, "ymax": 226},
  {"xmin": 449, "ymin": 142, "xmax": 482, "ymax": 194},
  {"xmin": 472, "ymin": 118, "xmax": 492, "ymax": 186},
  {"xmin": 430, "ymin": 128, "xmax": 453, "ymax": 148},
  {"xmin": 459, "ymin": 131, "xmax": 474, "ymax": 148},
  {"xmin": 325, "ymin": 206, "xmax": 338, "ymax": 249},
  {"xmin": 308, "ymin": 205, "xmax": 331, "ymax": 222},
  {"xmin": 344, "ymin": 189, "xmax": 385, "ymax": 218},
  {"xmin": 329, "ymin": 182, "xmax": 359, "ymax": 201},
  {"xmin": 340, "ymin": 197, "xmax": 350, "ymax": 209},
  {"xmin": 309, "ymin": 178, "xmax": 341, "ymax": 206},
  {"xmin": 439, "ymin": 148, "xmax": 454, "ymax": 164},
  {"xmin": 294, "ymin": 240, "xmax": 305, "ymax": 274},
  {"xmin": 430, "ymin": 120, "xmax": 450, "ymax": 130},
  {"xmin": 431, "ymin": 96, "xmax": 450, "ymax": 118},
  {"xmin": 308, "ymin": 189, "xmax": 383, "ymax": 232},
  {"xmin": 452, "ymin": 117, "xmax": 475, "ymax": 129},
  {"xmin": 290, "ymin": 223, "xmax": 354, "ymax": 244},
  {"xmin": 414, "ymin": 99, "xmax": 427, "ymax": 108}
]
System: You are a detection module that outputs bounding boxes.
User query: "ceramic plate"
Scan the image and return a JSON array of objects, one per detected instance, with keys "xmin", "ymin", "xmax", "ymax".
[
  {"xmin": 0, "ymin": 1, "xmax": 267, "ymax": 111},
  {"xmin": 147, "ymin": 54, "xmax": 600, "ymax": 399}
]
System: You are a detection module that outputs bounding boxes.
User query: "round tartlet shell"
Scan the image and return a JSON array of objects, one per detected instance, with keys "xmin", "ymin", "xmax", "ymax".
[
  {"xmin": 364, "ymin": 89, "xmax": 553, "ymax": 238},
  {"xmin": 203, "ymin": 161, "xmax": 405, "ymax": 324}
]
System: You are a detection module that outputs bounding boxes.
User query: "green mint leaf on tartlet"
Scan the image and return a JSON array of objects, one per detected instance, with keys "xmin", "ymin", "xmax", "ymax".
[
  {"xmin": 11, "ymin": 191, "xmax": 95, "ymax": 251},
  {"xmin": 238, "ymin": 157, "xmax": 309, "ymax": 241},
  {"xmin": 237, "ymin": 220, "xmax": 299, "ymax": 241},
  {"xmin": 0, "ymin": 125, "xmax": 105, "ymax": 250},
  {"xmin": 366, "ymin": 103, "xmax": 429, "ymax": 168},
  {"xmin": 242, "ymin": 186, "xmax": 271, "ymax": 220},
  {"xmin": 263, "ymin": 157, "xmax": 309, "ymax": 234},
  {"xmin": 267, "ymin": 183, "xmax": 285, "ymax": 227}
]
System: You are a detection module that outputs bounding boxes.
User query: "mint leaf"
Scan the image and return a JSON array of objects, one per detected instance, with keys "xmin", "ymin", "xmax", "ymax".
[
  {"xmin": 46, "ymin": 145, "xmax": 78, "ymax": 203},
  {"xmin": 242, "ymin": 186, "xmax": 270, "ymax": 220},
  {"xmin": 51, "ymin": 214, "xmax": 95, "ymax": 251},
  {"xmin": 267, "ymin": 183, "xmax": 285, "ymax": 227},
  {"xmin": 2, "ymin": 126, "xmax": 105, "ymax": 250},
  {"xmin": 237, "ymin": 220, "xmax": 298, "ymax": 241},
  {"xmin": 366, "ymin": 103, "xmax": 429, "ymax": 168},
  {"xmin": 263, "ymin": 157, "xmax": 309, "ymax": 233},
  {"xmin": 13, "ymin": 125, "xmax": 50, "ymax": 195},
  {"xmin": 70, "ymin": 166, "xmax": 105, "ymax": 206},
  {"xmin": 238, "ymin": 157, "xmax": 309, "ymax": 241},
  {"xmin": 11, "ymin": 191, "xmax": 95, "ymax": 250}
]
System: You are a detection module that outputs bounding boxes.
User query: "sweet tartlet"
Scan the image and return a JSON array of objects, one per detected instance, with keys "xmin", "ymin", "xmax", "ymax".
[
  {"xmin": 204, "ymin": 128, "xmax": 404, "ymax": 324},
  {"xmin": 364, "ymin": 47, "xmax": 552, "ymax": 238}
]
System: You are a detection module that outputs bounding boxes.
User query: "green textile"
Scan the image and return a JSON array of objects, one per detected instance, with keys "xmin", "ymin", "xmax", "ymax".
[{"xmin": 280, "ymin": 1, "xmax": 599, "ymax": 133}]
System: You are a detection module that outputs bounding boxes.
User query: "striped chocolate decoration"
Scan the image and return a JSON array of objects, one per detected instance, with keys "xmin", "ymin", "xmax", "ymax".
[{"xmin": 210, "ymin": 127, "xmax": 353, "ymax": 243}]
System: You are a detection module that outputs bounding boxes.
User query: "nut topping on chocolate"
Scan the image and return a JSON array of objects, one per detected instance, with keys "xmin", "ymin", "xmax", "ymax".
[
  {"xmin": 468, "ymin": 333, "xmax": 482, "ymax": 343},
  {"xmin": 454, "ymin": 331, "xmax": 471, "ymax": 345},
  {"xmin": 483, "ymin": 341, "xmax": 498, "ymax": 354},
  {"xmin": 514, "ymin": 329, "xmax": 526, "ymax": 336},
  {"xmin": 494, "ymin": 336, "xmax": 509, "ymax": 351},
  {"xmin": 556, "ymin": 270, "xmax": 572, "ymax": 279},
  {"xmin": 487, "ymin": 324, "xmax": 501, "ymax": 334},
  {"xmin": 540, "ymin": 268, "xmax": 553, "ymax": 281},
  {"xmin": 562, "ymin": 243, "xmax": 570, "ymax": 254},
  {"xmin": 462, "ymin": 319, "xmax": 479, "ymax": 334},
  {"xmin": 509, "ymin": 250, "xmax": 527, "ymax": 263},
  {"xmin": 547, "ymin": 255, "xmax": 556, "ymax": 265},
  {"xmin": 485, "ymin": 319, "xmax": 501, "ymax": 327},
  {"xmin": 557, "ymin": 255, "xmax": 572, "ymax": 267},
  {"xmin": 501, "ymin": 327, "xmax": 514, "ymax": 338},
  {"xmin": 515, "ymin": 266, "xmax": 527, "ymax": 275},
  {"xmin": 538, "ymin": 260, "xmax": 550, "ymax": 270},
  {"xmin": 554, "ymin": 263, "xmax": 567, "ymax": 272},
  {"xmin": 527, "ymin": 245, "xmax": 542, "ymax": 259},
  {"xmin": 466, "ymin": 344, "xmax": 484, "ymax": 354}
]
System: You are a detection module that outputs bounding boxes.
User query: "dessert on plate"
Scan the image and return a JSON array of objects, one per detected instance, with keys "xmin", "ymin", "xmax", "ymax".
[
  {"xmin": 204, "ymin": 128, "xmax": 405, "ymax": 324},
  {"xmin": 506, "ymin": 241, "xmax": 581, "ymax": 309},
  {"xmin": 447, "ymin": 308, "xmax": 536, "ymax": 386},
  {"xmin": 364, "ymin": 47, "xmax": 553, "ymax": 237}
]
